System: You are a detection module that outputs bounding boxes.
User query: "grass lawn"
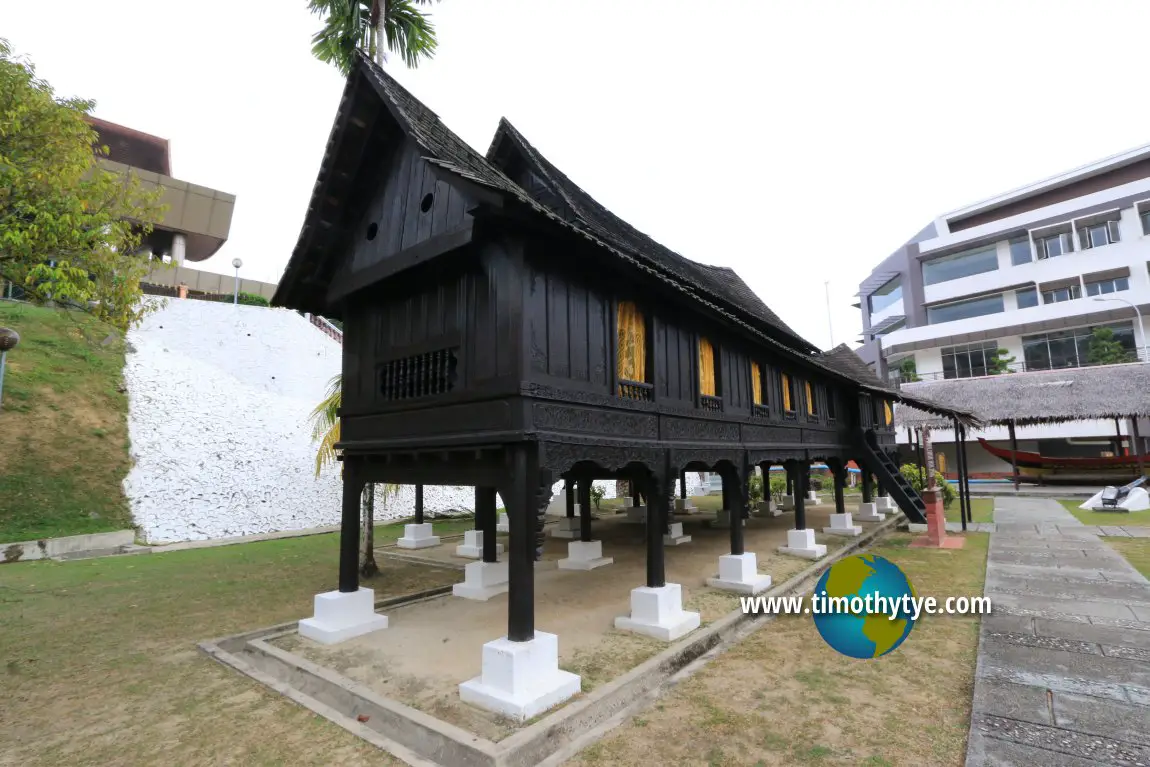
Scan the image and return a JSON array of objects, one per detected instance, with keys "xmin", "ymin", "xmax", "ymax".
[
  {"xmin": 571, "ymin": 531, "xmax": 991, "ymax": 767},
  {"xmin": 947, "ymin": 497, "xmax": 994, "ymax": 524},
  {"xmin": 0, "ymin": 302, "xmax": 132, "ymax": 542},
  {"xmin": 1057, "ymin": 499, "xmax": 1150, "ymax": 526},
  {"xmin": 0, "ymin": 527, "xmax": 461, "ymax": 766},
  {"xmin": 1107, "ymin": 538, "xmax": 1150, "ymax": 578}
]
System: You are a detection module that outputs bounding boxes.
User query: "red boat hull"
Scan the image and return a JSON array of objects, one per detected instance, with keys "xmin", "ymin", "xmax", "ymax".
[{"xmin": 977, "ymin": 438, "xmax": 1144, "ymax": 484}]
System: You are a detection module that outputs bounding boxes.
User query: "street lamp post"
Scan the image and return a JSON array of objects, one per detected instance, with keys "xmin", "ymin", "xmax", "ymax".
[
  {"xmin": 0, "ymin": 327, "xmax": 20, "ymax": 411},
  {"xmin": 1092, "ymin": 296, "xmax": 1148, "ymax": 362},
  {"xmin": 231, "ymin": 257, "xmax": 243, "ymax": 306}
]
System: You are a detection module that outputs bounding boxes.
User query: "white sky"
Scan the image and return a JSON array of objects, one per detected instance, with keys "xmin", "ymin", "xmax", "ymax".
[{"xmin": 7, "ymin": 0, "xmax": 1150, "ymax": 349}]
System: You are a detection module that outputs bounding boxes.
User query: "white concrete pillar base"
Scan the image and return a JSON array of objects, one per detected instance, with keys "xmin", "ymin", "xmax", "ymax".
[
  {"xmin": 823, "ymin": 513, "xmax": 863, "ymax": 537},
  {"xmin": 496, "ymin": 512, "xmax": 510, "ymax": 533},
  {"xmin": 298, "ymin": 588, "xmax": 388, "ymax": 645},
  {"xmin": 557, "ymin": 540, "xmax": 613, "ymax": 571},
  {"xmin": 455, "ymin": 529, "xmax": 504, "ymax": 559},
  {"xmin": 709, "ymin": 509, "xmax": 746, "ymax": 528},
  {"xmin": 876, "ymin": 496, "xmax": 897, "ymax": 512},
  {"xmin": 781, "ymin": 495, "xmax": 796, "ymax": 511},
  {"xmin": 458, "ymin": 631, "xmax": 581, "ymax": 722},
  {"xmin": 663, "ymin": 522, "xmax": 692, "ymax": 546},
  {"xmin": 623, "ymin": 505, "xmax": 647, "ymax": 524},
  {"xmin": 674, "ymin": 498, "xmax": 699, "ymax": 514},
  {"xmin": 706, "ymin": 553, "xmax": 773, "ymax": 595},
  {"xmin": 806, "ymin": 490, "xmax": 821, "ymax": 504},
  {"xmin": 753, "ymin": 500, "xmax": 782, "ymax": 518},
  {"xmin": 452, "ymin": 561, "xmax": 509, "ymax": 601},
  {"xmin": 614, "ymin": 583, "xmax": 701, "ymax": 642},
  {"xmin": 551, "ymin": 516, "xmax": 581, "ymax": 539},
  {"xmin": 777, "ymin": 528, "xmax": 827, "ymax": 560},
  {"xmin": 396, "ymin": 523, "xmax": 441, "ymax": 549},
  {"xmin": 855, "ymin": 502, "xmax": 885, "ymax": 523}
]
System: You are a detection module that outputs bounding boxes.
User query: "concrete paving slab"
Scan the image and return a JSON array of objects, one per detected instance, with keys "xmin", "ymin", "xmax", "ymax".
[
  {"xmin": 1100, "ymin": 644, "xmax": 1150, "ymax": 663},
  {"xmin": 1034, "ymin": 618, "xmax": 1150, "ymax": 651},
  {"xmin": 978, "ymin": 664, "xmax": 1135, "ymax": 703},
  {"xmin": 982, "ymin": 613, "xmax": 1035, "ymax": 635},
  {"xmin": 971, "ymin": 713, "xmax": 1150, "ymax": 765},
  {"xmin": 983, "ymin": 631, "xmax": 1101, "ymax": 656},
  {"xmin": 1125, "ymin": 527, "xmax": 1150, "ymax": 538},
  {"xmin": 987, "ymin": 592, "xmax": 1140, "ymax": 621},
  {"xmin": 1051, "ymin": 692, "xmax": 1150, "ymax": 747},
  {"xmin": 1131, "ymin": 605, "xmax": 1150, "ymax": 623},
  {"xmin": 970, "ymin": 678, "xmax": 1053, "ymax": 726},
  {"xmin": 982, "ymin": 637, "xmax": 1150, "ymax": 688},
  {"xmin": 989, "ymin": 563, "xmax": 1109, "ymax": 582},
  {"xmin": 986, "ymin": 576, "xmax": 1150, "ymax": 602},
  {"xmin": 965, "ymin": 731, "xmax": 1116, "ymax": 767}
]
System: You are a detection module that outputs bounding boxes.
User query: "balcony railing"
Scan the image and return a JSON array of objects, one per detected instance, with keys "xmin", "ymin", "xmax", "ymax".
[
  {"xmin": 618, "ymin": 380, "xmax": 654, "ymax": 402},
  {"xmin": 886, "ymin": 348, "xmax": 1148, "ymax": 387},
  {"xmin": 700, "ymin": 395, "xmax": 723, "ymax": 412}
]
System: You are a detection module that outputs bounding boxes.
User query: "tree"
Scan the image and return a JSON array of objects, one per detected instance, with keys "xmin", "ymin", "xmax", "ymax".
[
  {"xmin": 1086, "ymin": 327, "xmax": 1135, "ymax": 366},
  {"xmin": 307, "ymin": 0, "xmax": 441, "ymax": 74},
  {"xmin": 0, "ymin": 39, "xmax": 165, "ymax": 331},
  {"xmin": 310, "ymin": 373, "xmax": 399, "ymax": 577},
  {"xmin": 986, "ymin": 348, "xmax": 1016, "ymax": 375},
  {"xmin": 896, "ymin": 357, "xmax": 920, "ymax": 383}
]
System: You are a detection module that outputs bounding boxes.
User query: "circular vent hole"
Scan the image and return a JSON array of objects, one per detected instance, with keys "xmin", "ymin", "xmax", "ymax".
[
  {"xmin": 366, "ymin": 222, "xmax": 379, "ymax": 241},
  {"xmin": 420, "ymin": 193, "xmax": 434, "ymax": 213}
]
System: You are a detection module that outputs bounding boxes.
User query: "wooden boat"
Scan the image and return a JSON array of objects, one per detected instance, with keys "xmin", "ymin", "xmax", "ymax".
[{"xmin": 978, "ymin": 438, "xmax": 1144, "ymax": 484}]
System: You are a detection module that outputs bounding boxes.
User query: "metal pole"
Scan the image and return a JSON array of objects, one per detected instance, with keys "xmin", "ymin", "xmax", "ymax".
[
  {"xmin": 1132, "ymin": 417, "xmax": 1145, "ymax": 479},
  {"xmin": 954, "ymin": 419, "xmax": 968, "ymax": 531},
  {"xmin": 1008, "ymin": 420, "xmax": 1021, "ymax": 491},
  {"xmin": 1092, "ymin": 296, "xmax": 1147, "ymax": 361},
  {"xmin": 233, "ymin": 267, "xmax": 240, "ymax": 306}
]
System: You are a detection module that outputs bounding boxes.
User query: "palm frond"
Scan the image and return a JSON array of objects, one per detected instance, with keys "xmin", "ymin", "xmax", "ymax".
[
  {"xmin": 382, "ymin": 0, "xmax": 439, "ymax": 68},
  {"xmin": 309, "ymin": 374, "xmax": 343, "ymax": 477}
]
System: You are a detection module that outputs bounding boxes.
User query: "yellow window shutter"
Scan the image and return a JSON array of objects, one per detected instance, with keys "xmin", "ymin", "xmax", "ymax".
[
  {"xmin": 782, "ymin": 373, "xmax": 792, "ymax": 411},
  {"xmin": 699, "ymin": 337, "xmax": 716, "ymax": 396},
  {"xmin": 751, "ymin": 362, "xmax": 763, "ymax": 405},
  {"xmin": 805, "ymin": 381, "xmax": 814, "ymax": 415},
  {"xmin": 616, "ymin": 301, "xmax": 646, "ymax": 384},
  {"xmin": 884, "ymin": 401, "xmax": 893, "ymax": 425}
]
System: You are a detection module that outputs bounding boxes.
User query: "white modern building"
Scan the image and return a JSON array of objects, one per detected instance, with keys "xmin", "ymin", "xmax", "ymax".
[{"xmin": 855, "ymin": 142, "xmax": 1150, "ymax": 475}]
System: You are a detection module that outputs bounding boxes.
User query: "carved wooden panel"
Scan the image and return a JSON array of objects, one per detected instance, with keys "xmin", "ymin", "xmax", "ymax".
[
  {"xmin": 342, "ymin": 399, "xmax": 512, "ymax": 440},
  {"xmin": 532, "ymin": 403, "xmax": 658, "ymax": 439},
  {"xmin": 742, "ymin": 424, "xmax": 801, "ymax": 444},
  {"xmin": 661, "ymin": 417, "xmax": 739, "ymax": 442}
]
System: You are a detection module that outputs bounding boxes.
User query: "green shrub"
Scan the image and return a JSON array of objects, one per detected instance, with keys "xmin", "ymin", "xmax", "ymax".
[
  {"xmin": 768, "ymin": 475, "xmax": 787, "ymax": 500},
  {"xmin": 589, "ymin": 485, "xmax": 604, "ymax": 510},
  {"xmin": 899, "ymin": 463, "xmax": 955, "ymax": 508},
  {"xmin": 237, "ymin": 291, "xmax": 269, "ymax": 307},
  {"xmin": 748, "ymin": 472, "xmax": 764, "ymax": 504},
  {"xmin": 807, "ymin": 474, "xmax": 825, "ymax": 491}
]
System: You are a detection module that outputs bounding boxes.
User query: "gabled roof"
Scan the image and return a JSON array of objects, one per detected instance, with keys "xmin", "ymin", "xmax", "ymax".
[
  {"xmin": 486, "ymin": 119, "xmax": 816, "ymax": 352},
  {"xmin": 275, "ymin": 55, "xmax": 974, "ymax": 425}
]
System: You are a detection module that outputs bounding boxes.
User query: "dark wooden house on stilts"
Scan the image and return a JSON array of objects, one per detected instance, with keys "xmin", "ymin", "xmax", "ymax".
[{"xmin": 273, "ymin": 54, "xmax": 971, "ymax": 721}]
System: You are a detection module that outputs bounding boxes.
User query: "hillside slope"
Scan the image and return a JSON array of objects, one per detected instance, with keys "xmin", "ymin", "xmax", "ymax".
[{"xmin": 0, "ymin": 302, "xmax": 132, "ymax": 542}]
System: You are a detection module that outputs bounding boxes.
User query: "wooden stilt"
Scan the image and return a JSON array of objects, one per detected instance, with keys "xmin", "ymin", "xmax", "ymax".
[
  {"xmin": 476, "ymin": 486, "xmax": 498, "ymax": 563},
  {"xmin": 860, "ymin": 466, "xmax": 873, "ymax": 504},
  {"xmin": 565, "ymin": 480, "xmax": 575, "ymax": 518},
  {"xmin": 578, "ymin": 477, "xmax": 592, "ymax": 542},
  {"xmin": 1132, "ymin": 417, "xmax": 1145, "ymax": 478},
  {"xmin": 645, "ymin": 471, "xmax": 666, "ymax": 589},
  {"xmin": 729, "ymin": 466, "xmax": 746, "ymax": 555},
  {"xmin": 339, "ymin": 462, "xmax": 363, "ymax": 593},
  {"xmin": 793, "ymin": 462, "xmax": 808, "ymax": 530},
  {"xmin": 679, "ymin": 470, "xmax": 687, "ymax": 500},
  {"xmin": 506, "ymin": 445, "xmax": 536, "ymax": 643},
  {"xmin": 953, "ymin": 419, "xmax": 968, "ymax": 531},
  {"xmin": 833, "ymin": 460, "xmax": 845, "ymax": 515},
  {"xmin": 414, "ymin": 484, "xmax": 424, "ymax": 525},
  {"xmin": 1008, "ymin": 420, "xmax": 1021, "ymax": 491}
]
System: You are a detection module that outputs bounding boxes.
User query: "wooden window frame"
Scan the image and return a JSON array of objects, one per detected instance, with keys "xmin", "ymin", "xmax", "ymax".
[
  {"xmin": 614, "ymin": 298, "xmax": 654, "ymax": 402},
  {"xmin": 697, "ymin": 334, "xmax": 722, "ymax": 412},
  {"xmin": 751, "ymin": 360, "xmax": 768, "ymax": 418},
  {"xmin": 780, "ymin": 371, "xmax": 797, "ymax": 420}
]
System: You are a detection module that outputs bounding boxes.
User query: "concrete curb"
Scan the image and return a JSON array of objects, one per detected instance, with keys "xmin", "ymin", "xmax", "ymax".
[
  {"xmin": 1, "ymin": 529, "xmax": 136, "ymax": 564},
  {"xmin": 202, "ymin": 514, "xmax": 905, "ymax": 767}
]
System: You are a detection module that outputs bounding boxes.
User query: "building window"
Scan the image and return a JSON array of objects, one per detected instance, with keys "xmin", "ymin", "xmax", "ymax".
[
  {"xmin": 751, "ymin": 361, "xmax": 764, "ymax": 406},
  {"xmin": 926, "ymin": 293, "xmax": 1005, "ymax": 325},
  {"xmin": 941, "ymin": 340, "xmax": 1000, "ymax": 379},
  {"xmin": 1016, "ymin": 286, "xmax": 1039, "ymax": 309},
  {"xmin": 1009, "ymin": 236, "xmax": 1032, "ymax": 266},
  {"xmin": 1079, "ymin": 220, "xmax": 1121, "ymax": 250},
  {"xmin": 805, "ymin": 381, "xmax": 819, "ymax": 417},
  {"xmin": 868, "ymin": 276, "xmax": 902, "ymax": 315},
  {"xmin": 1022, "ymin": 322, "xmax": 1136, "ymax": 371},
  {"xmin": 883, "ymin": 401, "xmax": 893, "ymax": 426},
  {"xmin": 1042, "ymin": 284, "xmax": 1081, "ymax": 304},
  {"xmin": 1141, "ymin": 210, "xmax": 1150, "ymax": 236},
  {"xmin": 1084, "ymin": 276, "xmax": 1130, "ymax": 296},
  {"xmin": 1036, "ymin": 231, "xmax": 1073, "ymax": 259},
  {"xmin": 826, "ymin": 390, "xmax": 836, "ymax": 421},
  {"xmin": 698, "ymin": 336, "xmax": 718, "ymax": 397},
  {"xmin": 781, "ymin": 372, "xmax": 796, "ymax": 415},
  {"xmin": 922, "ymin": 245, "xmax": 998, "ymax": 286},
  {"xmin": 616, "ymin": 301, "xmax": 649, "ymax": 399}
]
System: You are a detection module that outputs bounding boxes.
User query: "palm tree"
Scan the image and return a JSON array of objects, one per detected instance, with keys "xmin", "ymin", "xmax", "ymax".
[
  {"xmin": 310, "ymin": 373, "xmax": 398, "ymax": 577},
  {"xmin": 307, "ymin": 0, "xmax": 441, "ymax": 74}
]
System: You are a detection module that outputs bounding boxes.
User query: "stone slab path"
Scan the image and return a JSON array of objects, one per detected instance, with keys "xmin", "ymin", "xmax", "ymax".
[
  {"xmin": 913, "ymin": 521, "xmax": 1150, "ymax": 537},
  {"xmin": 966, "ymin": 496, "xmax": 1150, "ymax": 766}
]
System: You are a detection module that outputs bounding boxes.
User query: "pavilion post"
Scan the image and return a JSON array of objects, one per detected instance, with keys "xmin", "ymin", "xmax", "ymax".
[
  {"xmin": 729, "ymin": 467, "xmax": 746, "ymax": 556},
  {"xmin": 506, "ymin": 446, "xmax": 536, "ymax": 643},
  {"xmin": 476, "ymin": 486, "xmax": 498, "ymax": 563},
  {"xmin": 833, "ymin": 461, "xmax": 845, "ymax": 515},
  {"xmin": 914, "ymin": 428, "xmax": 926, "ymax": 487},
  {"xmin": 414, "ymin": 484, "xmax": 424, "ymax": 525},
  {"xmin": 1132, "ymin": 417, "xmax": 1145, "ymax": 478},
  {"xmin": 793, "ymin": 463, "xmax": 808, "ymax": 530},
  {"xmin": 1114, "ymin": 417, "xmax": 1125, "ymax": 458},
  {"xmin": 645, "ymin": 474, "xmax": 666, "ymax": 588},
  {"xmin": 860, "ymin": 466, "xmax": 873, "ymax": 504},
  {"xmin": 578, "ymin": 477, "xmax": 592, "ymax": 542},
  {"xmin": 565, "ymin": 480, "xmax": 575, "ymax": 518},
  {"xmin": 954, "ymin": 419, "xmax": 968, "ymax": 531},
  {"xmin": 338, "ymin": 462, "xmax": 364, "ymax": 594},
  {"xmin": 1007, "ymin": 420, "xmax": 1021, "ymax": 491},
  {"xmin": 785, "ymin": 467, "xmax": 794, "ymax": 496},
  {"xmin": 679, "ymin": 470, "xmax": 687, "ymax": 500}
]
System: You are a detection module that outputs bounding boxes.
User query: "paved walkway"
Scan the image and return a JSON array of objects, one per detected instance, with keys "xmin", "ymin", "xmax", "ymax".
[
  {"xmin": 928, "ymin": 521, "xmax": 1150, "ymax": 538},
  {"xmin": 965, "ymin": 496, "xmax": 1150, "ymax": 766}
]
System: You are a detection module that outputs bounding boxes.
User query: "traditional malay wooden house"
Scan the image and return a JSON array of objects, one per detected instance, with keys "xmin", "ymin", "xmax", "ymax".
[{"xmin": 272, "ymin": 54, "xmax": 971, "ymax": 720}]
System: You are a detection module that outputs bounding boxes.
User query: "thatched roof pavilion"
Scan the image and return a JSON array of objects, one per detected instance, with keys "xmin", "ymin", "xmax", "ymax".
[{"xmin": 895, "ymin": 362, "xmax": 1150, "ymax": 429}]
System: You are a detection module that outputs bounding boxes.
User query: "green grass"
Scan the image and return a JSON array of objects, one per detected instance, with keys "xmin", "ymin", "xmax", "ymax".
[
  {"xmin": 0, "ymin": 531, "xmax": 459, "ymax": 765},
  {"xmin": 1107, "ymin": 538, "xmax": 1150, "ymax": 577},
  {"xmin": 947, "ymin": 497, "xmax": 994, "ymax": 524},
  {"xmin": 1058, "ymin": 498, "xmax": 1150, "ymax": 526},
  {"xmin": 0, "ymin": 302, "xmax": 132, "ymax": 542}
]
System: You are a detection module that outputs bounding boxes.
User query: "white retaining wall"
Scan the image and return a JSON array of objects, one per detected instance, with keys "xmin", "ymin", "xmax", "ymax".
[{"xmin": 123, "ymin": 299, "xmax": 708, "ymax": 543}]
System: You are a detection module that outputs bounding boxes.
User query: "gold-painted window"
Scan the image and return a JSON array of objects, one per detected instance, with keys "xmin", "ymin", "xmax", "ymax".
[
  {"xmin": 781, "ymin": 373, "xmax": 794, "ymax": 411},
  {"xmin": 937, "ymin": 452, "xmax": 947, "ymax": 474},
  {"xmin": 616, "ymin": 301, "xmax": 647, "ymax": 383},
  {"xmin": 805, "ymin": 381, "xmax": 819, "ymax": 416},
  {"xmin": 751, "ymin": 362, "xmax": 763, "ymax": 405},
  {"xmin": 883, "ymin": 401, "xmax": 893, "ymax": 425},
  {"xmin": 698, "ymin": 337, "xmax": 717, "ymax": 396}
]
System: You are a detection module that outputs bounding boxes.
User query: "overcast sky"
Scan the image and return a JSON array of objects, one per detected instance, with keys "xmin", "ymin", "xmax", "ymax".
[{"xmin": 7, "ymin": 0, "xmax": 1150, "ymax": 349}]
